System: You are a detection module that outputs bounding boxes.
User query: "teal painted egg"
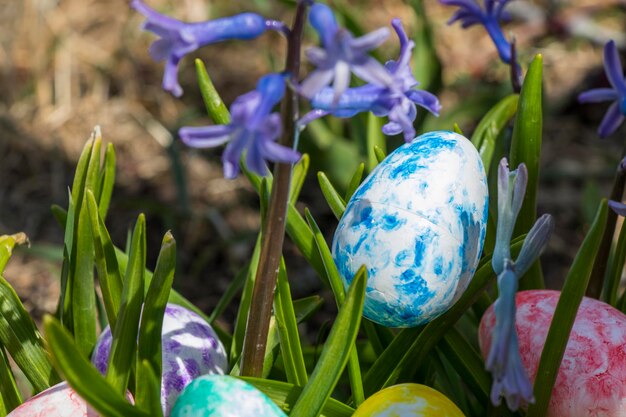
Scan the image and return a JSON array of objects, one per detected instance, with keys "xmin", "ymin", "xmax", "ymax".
[
  {"xmin": 332, "ymin": 131, "xmax": 488, "ymax": 327},
  {"xmin": 170, "ymin": 375, "xmax": 286, "ymax": 417}
]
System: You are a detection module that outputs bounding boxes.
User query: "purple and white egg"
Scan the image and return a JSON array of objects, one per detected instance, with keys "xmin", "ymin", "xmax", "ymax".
[{"xmin": 92, "ymin": 303, "xmax": 228, "ymax": 416}]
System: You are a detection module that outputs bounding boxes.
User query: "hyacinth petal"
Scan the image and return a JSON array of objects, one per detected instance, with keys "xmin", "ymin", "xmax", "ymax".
[
  {"xmin": 132, "ymin": 0, "xmax": 182, "ymax": 30},
  {"xmin": 221, "ymin": 131, "xmax": 250, "ymax": 179},
  {"xmin": 246, "ymin": 140, "xmax": 269, "ymax": 176},
  {"xmin": 300, "ymin": 69, "xmax": 335, "ymax": 99},
  {"xmin": 439, "ymin": 0, "xmax": 483, "ymax": 13},
  {"xmin": 179, "ymin": 125, "xmax": 234, "ymax": 148},
  {"xmin": 511, "ymin": 164, "xmax": 528, "ymax": 217},
  {"xmin": 578, "ymin": 88, "xmax": 619, "ymax": 103},
  {"xmin": 406, "ymin": 89, "xmax": 442, "ymax": 116},
  {"xmin": 598, "ymin": 101, "xmax": 625, "ymax": 138},
  {"xmin": 163, "ymin": 57, "xmax": 183, "ymax": 97},
  {"xmin": 604, "ymin": 40, "xmax": 626, "ymax": 95},
  {"xmin": 493, "ymin": 159, "xmax": 513, "ymax": 274},
  {"xmin": 308, "ymin": 3, "xmax": 338, "ymax": 48},
  {"xmin": 609, "ymin": 200, "xmax": 626, "ymax": 216},
  {"xmin": 148, "ymin": 38, "xmax": 173, "ymax": 62},
  {"xmin": 447, "ymin": 9, "xmax": 482, "ymax": 27},
  {"xmin": 305, "ymin": 47, "xmax": 329, "ymax": 67},
  {"xmin": 486, "ymin": 263, "xmax": 534, "ymax": 410},
  {"xmin": 382, "ymin": 121, "xmax": 403, "ymax": 136},
  {"xmin": 515, "ymin": 214, "xmax": 554, "ymax": 277},
  {"xmin": 349, "ymin": 27, "xmax": 390, "ymax": 53},
  {"xmin": 260, "ymin": 140, "xmax": 301, "ymax": 164},
  {"xmin": 332, "ymin": 61, "xmax": 352, "ymax": 103},
  {"xmin": 351, "ymin": 58, "xmax": 395, "ymax": 88}
]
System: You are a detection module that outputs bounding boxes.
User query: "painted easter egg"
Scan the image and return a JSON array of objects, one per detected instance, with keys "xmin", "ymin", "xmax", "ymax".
[
  {"xmin": 7, "ymin": 381, "xmax": 96, "ymax": 417},
  {"xmin": 170, "ymin": 375, "xmax": 286, "ymax": 417},
  {"xmin": 479, "ymin": 290, "xmax": 626, "ymax": 416},
  {"xmin": 332, "ymin": 131, "xmax": 488, "ymax": 327},
  {"xmin": 352, "ymin": 383, "xmax": 465, "ymax": 417},
  {"xmin": 92, "ymin": 303, "xmax": 228, "ymax": 417}
]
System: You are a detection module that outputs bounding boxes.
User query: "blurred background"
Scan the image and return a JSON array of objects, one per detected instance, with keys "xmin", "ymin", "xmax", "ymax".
[{"xmin": 1, "ymin": 0, "xmax": 626, "ymax": 332}]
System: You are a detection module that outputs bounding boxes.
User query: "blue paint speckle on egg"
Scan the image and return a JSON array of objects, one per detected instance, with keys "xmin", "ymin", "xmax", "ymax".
[{"xmin": 332, "ymin": 131, "xmax": 488, "ymax": 327}]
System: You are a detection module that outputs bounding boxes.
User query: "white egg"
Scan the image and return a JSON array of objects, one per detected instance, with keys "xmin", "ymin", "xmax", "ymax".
[{"xmin": 332, "ymin": 131, "xmax": 488, "ymax": 327}]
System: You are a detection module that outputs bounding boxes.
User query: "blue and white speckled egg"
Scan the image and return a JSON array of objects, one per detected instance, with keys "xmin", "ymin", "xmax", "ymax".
[
  {"xmin": 170, "ymin": 375, "xmax": 286, "ymax": 417},
  {"xmin": 332, "ymin": 131, "xmax": 488, "ymax": 327},
  {"xmin": 92, "ymin": 303, "xmax": 228, "ymax": 417}
]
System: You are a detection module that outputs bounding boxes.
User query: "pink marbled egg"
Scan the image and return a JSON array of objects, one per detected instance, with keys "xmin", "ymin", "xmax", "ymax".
[
  {"xmin": 479, "ymin": 289, "xmax": 626, "ymax": 417},
  {"xmin": 7, "ymin": 382, "xmax": 97, "ymax": 417}
]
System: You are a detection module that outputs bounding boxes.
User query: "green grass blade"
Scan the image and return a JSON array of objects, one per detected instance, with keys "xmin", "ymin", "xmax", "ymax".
[
  {"xmin": 293, "ymin": 296, "xmax": 324, "ymax": 322},
  {"xmin": 509, "ymin": 55, "xmax": 543, "ymax": 289},
  {"xmin": 231, "ymin": 234, "xmax": 262, "ymax": 366},
  {"xmin": 195, "ymin": 59, "xmax": 231, "ymax": 125},
  {"xmin": 98, "ymin": 143, "xmax": 116, "ymax": 220},
  {"xmin": 453, "ymin": 123, "xmax": 464, "ymax": 135},
  {"xmin": 274, "ymin": 259, "xmax": 308, "ymax": 386},
  {"xmin": 604, "ymin": 217, "xmax": 626, "ymax": 306},
  {"xmin": 0, "ymin": 343, "xmax": 22, "ymax": 414},
  {"xmin": 136, "ymin": 360, "xmax": 164, "ymax": 417},
  {"xmin": 0, "ymin": 233, "xmax": 27, "ymax": 274},
  {"xmin": 439, "ymin": 327, "xmax": 491, "ymax": 405},
  {"xmin": 344, "ymin": 163, "xmax": 365, "ymax": 202},
  {"xmin": 366, "ymin": 114, "xmax": 385, "ymax": 172},
  {"xmin": 242, "ymin": 377, "xmax": 355, "ymax": 417},
  {"xmin": 290, "ymin": 154, "xmax": 310, "ymax": 205},
  {"xmin": 106, "ymin": 214, "xmax": 146, "ymax": 396},
  {"xmin": 471, "ymin": 94, "xmax": 518, "ymax": 170},
  {"xmin": 317, "ymin": 172, "xmax": 346, "ymax": 220},
  {"xmin": 373, "ymin": 146, "xmax": 386, "ymax": 164},
  {"xmin": 137, "ymin": 232, "xmax": 176, "ymax": 397},
  {"xmin": 290, "ymin": 267, "xmax": 366, "ymax": 417},
  {"xmin": 0, "ymin": 275, "xmax": 59, "ymax": 391},
  {"xmin": 72, "ymin": 192, "xmax": 97, "ymax": 356},
  {"xmin": 305, "ymin": 209, "xmax": 365, "ymax": 404},
  {"xmin": 207, "ymin": 261, "xmax": 249, "ymax": 324},
  {"xmin": 286, "ymin": 204, "xmax": 329, "ymax": 285},
  {"xmin": 86, "ymin": 190, "xmax": 123, "ymax": 329},
  {"xmin": 44, "ymin": 316, "xmax": 148, "ymax": 417},
  {"xmin": 527, "ymin": 200, "xmax": 608, "ymax": 417}
]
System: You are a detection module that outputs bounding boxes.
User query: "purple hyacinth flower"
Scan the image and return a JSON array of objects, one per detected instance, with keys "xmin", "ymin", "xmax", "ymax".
[
  {"xmin": 486, "ymin": 261, "xmax": 534, "ymax": 410},
  {"xmin": 299, "ymin": 3, "xmax": 393, "ymax": 102},
  {"xmin": 179, "ymin": 73, "xmax": 300, "ymax": 179},
  {"xmin": 578, "ymin": 40, "xmax": 626, "ymax": 138},
  {"xmin": 487, "ymin": 158, "xmax": 553, "ymax": 410},
  {"xmin": 440, "ymin": 0, "xmax": 513, "ymax": 64},
  {"xmin": 132, "ymin": 0, "xmax": 283, "ymax": 97},
  {"xmin": 303, "ymin": 19, "xmax": 441, "ymax": 142}
]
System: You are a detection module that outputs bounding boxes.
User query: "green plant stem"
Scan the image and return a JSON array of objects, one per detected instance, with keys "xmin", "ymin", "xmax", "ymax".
[
  {"xmin": 587, "ymin": 146, "xmax": 626, "ymax": 299},
  {"xmin": 240, "ymin": 2, "xmax": 307, "ymax": 378}
]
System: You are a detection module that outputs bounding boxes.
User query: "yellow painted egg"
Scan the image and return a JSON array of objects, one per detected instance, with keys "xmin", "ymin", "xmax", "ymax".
[{"xmin": 353, "ymin": 383, "xmax": 465, "ymax": 417}]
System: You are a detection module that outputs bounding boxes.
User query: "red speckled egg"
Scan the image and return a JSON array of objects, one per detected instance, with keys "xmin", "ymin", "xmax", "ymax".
[
  {"xmin": 7, "ymin": 382, "xmax": 97, "ymax": 417},
  {"xmin": 479, "ymin": 289, "xmax": 626, "ymax": 417}
]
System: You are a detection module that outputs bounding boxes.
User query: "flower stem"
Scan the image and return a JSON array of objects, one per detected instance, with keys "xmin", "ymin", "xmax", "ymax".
[
  {"xmin": 587, "ymin": 144, "xmax": 626, "ymax": 299},
  {"xmin": 240, "ymin": 1, "xmax": 308, "ymax": 378}
]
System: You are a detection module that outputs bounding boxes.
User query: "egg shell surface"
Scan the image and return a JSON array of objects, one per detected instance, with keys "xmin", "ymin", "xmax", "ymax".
[
  {"xmin": 170, "ymin": 375, "xmax": 286, "ymax": 417},
  {"xmin": 352, "ymin": 383, "xmax": 465, "ymax": 417},
  {"xmin": 92, "ymin": 303, "xmax": 228, "ymax": 417},
  {"xmin": 332, "ymin": 131, "xmax": 488, "ymax": 327},
  {"xmin": 479, "ymin": 290, "xmax": 626, "ymax": 417},
  {"xmin": 7, "ymin": 382, "xmax": 97, "ymax": 417}
]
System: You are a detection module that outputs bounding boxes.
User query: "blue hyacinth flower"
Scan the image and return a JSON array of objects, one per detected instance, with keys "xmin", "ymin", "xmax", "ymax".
[
  {"xmin": 132, "ymin": 0, "xmax": 285, "ymax": 97},
  {"xmin": 487, "ymin": 158, "xmax": 553, "ymax": 410},
  {"xmin": 302, "ymin": 19, "xmax": 441, "ymax": 142},
  {"xmin": 440, "ymin": 0, "xmax": 514, "ymax": 64},
  {"xmin": 299, "ymin": 3, "xmax": 393, "ymax": 103},
  {"xmin": 578, "ymin": 40, "xmax": 626, "ymax": 138},
  {"xmin": 179, "ymin": 73, "xmax": 300, "ymax": 179}
]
